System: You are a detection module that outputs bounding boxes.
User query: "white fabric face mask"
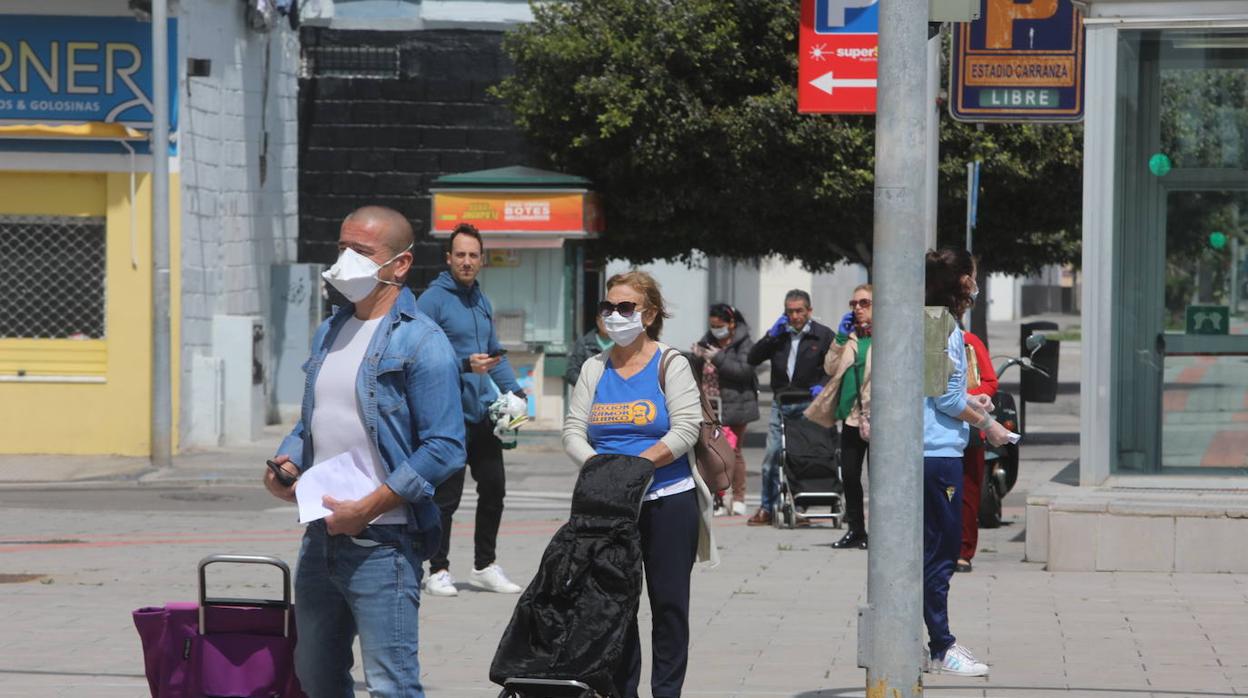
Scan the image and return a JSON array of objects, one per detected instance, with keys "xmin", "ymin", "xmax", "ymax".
[
  {"xmin": 710, "ymin": 326, "xmax": 731, "ymax": 340},
  {"xmin": 322, "ymin": 246, "xmax": 410, "ymax": 303},
  {"xmin": 603, "ymin": 311, "xmax": 645, "ymax": 347}
]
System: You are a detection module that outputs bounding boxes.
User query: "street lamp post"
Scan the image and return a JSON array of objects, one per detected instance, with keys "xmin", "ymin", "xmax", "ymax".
[
  {"xmin": 861, "ymin": 0, "xmax": 929, "ymax": 694},
  {"xmin": 151, "ymin": 0, "xmax": 172, "ymax": 467}
]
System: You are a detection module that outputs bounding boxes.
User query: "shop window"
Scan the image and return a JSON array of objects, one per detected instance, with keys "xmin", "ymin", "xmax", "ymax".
[{"xmin": 0, "ymin": 215, "xmax": 106, "ymax": 340}]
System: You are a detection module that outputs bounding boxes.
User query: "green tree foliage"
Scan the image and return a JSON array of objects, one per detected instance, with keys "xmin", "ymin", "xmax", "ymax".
[{"xmin": 494, "ymin": 0, "xmax": 1083, "ymax": 275}]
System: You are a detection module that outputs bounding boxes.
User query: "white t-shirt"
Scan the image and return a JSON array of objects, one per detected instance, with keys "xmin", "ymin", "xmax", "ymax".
[{"xmin": 310, "ymin": 315, "xmax": 405, "ymax": 525}]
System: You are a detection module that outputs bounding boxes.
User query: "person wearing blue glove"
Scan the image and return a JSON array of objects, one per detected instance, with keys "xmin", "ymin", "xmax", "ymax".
[
  {"xmin": 745, "ymin": 289, "xmax": 835, "ymax": 526},
  {"xmin": 768, "ymin": 313, "xmax": 790, "ymax": 338},
  {"xmin": 838, "ymin": 310, "xmax": 856, "ymax": 337},
  {"xmin": 806, "ymin": 284, "xmax": 873, "ymax": 549}
]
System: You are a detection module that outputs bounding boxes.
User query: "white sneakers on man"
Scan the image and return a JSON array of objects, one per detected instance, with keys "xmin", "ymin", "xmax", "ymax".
[
  {"xmin": 731, "ymin": 500, "xmax": 747, "ymax": 516},
  {"xmin": 932, "ymin": 644, "xmax": 989, "ymax": 676},
  {"xmin": 470, "ymin": 563, "xmax": 523, "ymax": 593},
  {"xmin": 423, "ymin": 569, "xmax": 459, "ymax": 597}
]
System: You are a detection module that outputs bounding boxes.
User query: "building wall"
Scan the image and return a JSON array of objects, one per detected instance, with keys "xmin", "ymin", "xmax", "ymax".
[
  {"xmin": 0, "ymin": 1, "xmax": 188, "ymax": 454},
  {"xmin": 178, "ymin": 1, "xmax": 301, "ymax": 444},
  {"xmin": 298, "ymin": 27, "xmax": 533, "ymax": 284}
]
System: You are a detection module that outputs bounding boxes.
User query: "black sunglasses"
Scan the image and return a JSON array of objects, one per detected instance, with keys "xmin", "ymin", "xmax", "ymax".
[{"xmin": 598, "ymin": 301, "xmax": 639, "ymax": 318}]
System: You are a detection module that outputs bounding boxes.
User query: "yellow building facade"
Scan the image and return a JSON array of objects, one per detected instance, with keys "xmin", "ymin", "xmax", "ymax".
[
  {"xmin": 1, "ymin": 3, "xmax": 301, "ymax": 456},
  {"xmin": 0, "ymin": 170, "xmax": 181, "ymax": 455}
]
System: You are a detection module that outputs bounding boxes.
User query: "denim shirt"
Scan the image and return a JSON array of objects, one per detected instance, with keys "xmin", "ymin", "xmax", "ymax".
[{"xmin": 275, "ymin": 288, "xmax": 467, "ymax": 552}]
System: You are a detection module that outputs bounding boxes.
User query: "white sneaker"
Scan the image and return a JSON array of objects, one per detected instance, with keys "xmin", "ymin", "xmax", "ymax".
[
  {"xmin": 713, "ymin": 504, "xmax": 728, "ymax": 517},
  {"xmin": 731, "ymin": 500, "xmax": 747, "ymax": 516},
  {"xmin": 423, "ymin": 569, "xmax": 458, "ymax": 597},
  {"xmin": 470, "ymin": 563, "xmax": 523, "ymax": 594},
  {"xmin": 934, "ymin": 644, "xmax": 989, "ymax": 677}
]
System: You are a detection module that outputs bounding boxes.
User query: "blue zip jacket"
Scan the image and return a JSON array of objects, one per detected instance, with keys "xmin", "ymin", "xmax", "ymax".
[
  {"xmin": 923, "ymin": 324, "xmax": 970, "ymax": 457},
  {"xmin": 276, "ymin": 287, "xmax": 467, "ymax": 552},
  {"xmin": 416, "ymin": 271, "xmax": 523, "ymax": 424}
]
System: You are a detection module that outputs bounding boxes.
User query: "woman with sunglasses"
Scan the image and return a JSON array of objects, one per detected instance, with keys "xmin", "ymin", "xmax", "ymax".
[
  {"xmin": 689, "ymin": 303, "xmax": 758, "ymax": 517},
  {"xmin": 562, "ymin": 270, "xmax": 717, "ymax": 698},
  {"xmin": 805, "ymin": 283, "xmax": 873, "ymax": 549}
]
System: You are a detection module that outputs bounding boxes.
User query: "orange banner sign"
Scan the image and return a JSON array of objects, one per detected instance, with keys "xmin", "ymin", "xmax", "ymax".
[{"xmin": 432, "ymin": 191, "xmax": 603, "ymax": 236}]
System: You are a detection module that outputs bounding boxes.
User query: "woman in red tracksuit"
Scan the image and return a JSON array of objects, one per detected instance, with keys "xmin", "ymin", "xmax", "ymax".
[{"xmin": 958, "ymin": 331, "xmax": 998, "ymax": 573}]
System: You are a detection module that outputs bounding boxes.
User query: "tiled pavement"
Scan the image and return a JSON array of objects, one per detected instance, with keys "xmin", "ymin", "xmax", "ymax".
[{"xmin": 2, "ymin": 438, "xmax": 1247, "ymax": 698}]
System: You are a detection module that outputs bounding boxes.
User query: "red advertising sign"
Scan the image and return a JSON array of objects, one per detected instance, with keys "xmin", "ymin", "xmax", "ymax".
[{"xmin": 798, "ymin": 0, "xmax": 879, "ymax": 114}]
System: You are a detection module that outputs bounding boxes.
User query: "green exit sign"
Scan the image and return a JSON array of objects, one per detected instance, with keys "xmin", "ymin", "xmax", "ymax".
[
  {"xmin": 978, "ymin": 89, "xmax": 1060, "ymax": 108},
  {"xmin": 1186, "ymin": 305, "xmax": 1230, "ymax": 335}
]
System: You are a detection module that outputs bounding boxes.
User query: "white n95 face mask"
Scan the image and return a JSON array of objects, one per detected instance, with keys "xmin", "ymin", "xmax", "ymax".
[
  {"xmin": 710, "ymin": 326, "xmax": 730, "ymax": 340},
  {"xmin": 603, "ymin": 311, "xmax": 645, "ymax": 347},
  {"xmin": 322, "ymin": 246, "xmax": 410, "ymax": 303}
]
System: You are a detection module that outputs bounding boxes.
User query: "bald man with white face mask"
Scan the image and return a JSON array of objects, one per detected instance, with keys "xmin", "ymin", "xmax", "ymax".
[{"xmin": 266, "ymin": 206, "xmax": 466, "ymax": 698}]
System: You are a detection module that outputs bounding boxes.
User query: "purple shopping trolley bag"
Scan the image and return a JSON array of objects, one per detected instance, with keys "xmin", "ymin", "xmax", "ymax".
[{"xmin": 133, "ymin": 554, "xmax": 307, "ymax": 698}]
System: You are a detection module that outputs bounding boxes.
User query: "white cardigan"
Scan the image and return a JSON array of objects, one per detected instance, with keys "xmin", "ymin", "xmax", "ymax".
[{"xmin": 562, "ymin": 343, "xmax": 719, "ymax": 566}]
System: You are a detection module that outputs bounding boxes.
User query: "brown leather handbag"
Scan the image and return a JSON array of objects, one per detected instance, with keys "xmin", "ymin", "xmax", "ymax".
[{"xmin": 659, "ymin": 349, "xmax": 734, "ymax": 492}]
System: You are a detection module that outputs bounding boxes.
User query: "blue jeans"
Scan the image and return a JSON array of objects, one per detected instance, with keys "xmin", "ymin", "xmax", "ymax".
[
  {"xmin": 759, "ymin": 398, "xmax": 811, "ymax": 512},
  {"xmin": 294, "ymin": 521, "xmax": 425, "ymax": 698},
  {"xmin": 923, "ymin": 456, "xmax": 962, "ymax": 659}
]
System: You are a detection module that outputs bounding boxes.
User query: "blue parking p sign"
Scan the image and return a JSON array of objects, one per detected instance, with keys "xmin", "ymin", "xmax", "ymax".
[{"xmin": 814, "ymin": 0, "xmax": 879, "ymax": 34}]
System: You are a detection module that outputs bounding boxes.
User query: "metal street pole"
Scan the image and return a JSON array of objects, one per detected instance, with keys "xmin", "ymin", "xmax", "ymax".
[
  {"xmin": 861, "ymin": 0, "xmax": 928, "ymax": 694},
  {"xmin": 924, "ymin": 28, "xmax": 942, "ymax": 251},
  {"xmin": 151, "ymin": 0, "xmax": 173, "ymax": 467},
  {"xmin": 964, "ymin": 161, "xmax": 979, "ymax": 329}
]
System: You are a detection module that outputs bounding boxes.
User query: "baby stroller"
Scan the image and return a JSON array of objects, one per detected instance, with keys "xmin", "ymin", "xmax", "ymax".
[
  {"xmin": 775, "ymin": 392, "xmax": 843, "ymax": 529},
  {"xmin": 490, "ymin": 454, "xmax": 654, "ymax": 698}
]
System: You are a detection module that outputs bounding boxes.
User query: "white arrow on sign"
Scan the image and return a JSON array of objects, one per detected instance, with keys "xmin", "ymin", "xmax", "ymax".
[{"xmin": 809, "ymin": 71, "xmax": 877, "ymax": 95}]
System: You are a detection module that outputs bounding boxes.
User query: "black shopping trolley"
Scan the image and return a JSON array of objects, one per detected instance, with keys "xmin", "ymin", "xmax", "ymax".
[{"xmin": 774, "ymin": 392, "xmax": 843, "ymax": 529}]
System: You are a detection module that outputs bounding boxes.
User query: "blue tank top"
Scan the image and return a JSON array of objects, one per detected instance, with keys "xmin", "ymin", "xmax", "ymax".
[{"xmin": 586, "ymin": 351, "xmax": 693, "ymax": 495}]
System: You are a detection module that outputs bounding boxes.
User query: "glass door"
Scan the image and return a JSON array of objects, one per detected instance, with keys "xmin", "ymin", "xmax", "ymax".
[
  {"xmin": 1159, "ymin": 190, "xmax": 1248, "ymax": 472},
  {"xmin": 1113, "ymin": 28, "xmax": 1248, "ymax": 474}
]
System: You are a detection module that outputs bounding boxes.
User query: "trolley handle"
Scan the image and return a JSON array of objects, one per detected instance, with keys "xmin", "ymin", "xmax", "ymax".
[{"xmin": 198, "ymin": 554, "xmax": 292, "ymax": 637}]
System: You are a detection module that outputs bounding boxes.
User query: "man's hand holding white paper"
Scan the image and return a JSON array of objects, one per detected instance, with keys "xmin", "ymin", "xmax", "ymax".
[{"xmin": 296, "ymin": 451, "xmax": 377, "ymax": 524}]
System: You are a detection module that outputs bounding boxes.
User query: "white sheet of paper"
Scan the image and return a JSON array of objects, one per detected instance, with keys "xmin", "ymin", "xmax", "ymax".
[
  {"xmin": 1006, "ymin": 431, "xmax": 1022, "ymax": 445},
  {"xmin": 296, "ymin": 451, "xmax": 378, "ymax": 524}
]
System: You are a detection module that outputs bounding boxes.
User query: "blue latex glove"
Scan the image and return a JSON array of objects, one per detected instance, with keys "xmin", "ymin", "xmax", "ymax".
[
  {"xmin": 838, "ymin": 311, "xmax": 856, "ymax": 336},
  {"xmin": 809, "ymin": 384, "xmax": 824, "ymax": 398},
  {"xmin": 768, "ymin": 314, "xmax": 789, "ymax": 338}
]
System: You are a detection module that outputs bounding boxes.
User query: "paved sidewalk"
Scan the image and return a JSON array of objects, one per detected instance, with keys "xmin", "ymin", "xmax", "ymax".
[{"xmin": 3, "ymin": 435, "xmax": 1248, "ymax": 697}]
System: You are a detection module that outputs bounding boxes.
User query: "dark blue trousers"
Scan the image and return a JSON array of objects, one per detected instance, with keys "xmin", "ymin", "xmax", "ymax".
[
  {"xmin": 923, "ymin": 456, "xmax": 962, "ymax": 659},
  {"xmin": 615, "ymin": 488, "xmax": 700, "ymax": 698}
]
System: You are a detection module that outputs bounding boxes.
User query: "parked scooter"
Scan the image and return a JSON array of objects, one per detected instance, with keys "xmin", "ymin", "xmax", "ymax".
[{"xmin": 978, "ymin": 333, "xmax": 1050, "ymax": 528}]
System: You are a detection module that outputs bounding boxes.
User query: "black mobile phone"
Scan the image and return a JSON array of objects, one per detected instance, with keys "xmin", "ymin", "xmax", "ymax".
[
  {"xmin": 266, "ymin": 459, "xmax": 298, "ymax": 487},
  {"xmin": 489, "ymin": 348, "xmax": 509, "ymax": 357}
]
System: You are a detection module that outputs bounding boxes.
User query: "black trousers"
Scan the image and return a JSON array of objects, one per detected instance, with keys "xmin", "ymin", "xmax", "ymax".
[
  {"xmin": 839, "ymin": 425, "xmax": 870, "ymax": 532},
  {"xmin": 615, "ymin": 488, "xmax": 700, "ymax": 698},
  {"xmin": 430, "ymin": 418, "xmax": 505, "ymax": 572}
]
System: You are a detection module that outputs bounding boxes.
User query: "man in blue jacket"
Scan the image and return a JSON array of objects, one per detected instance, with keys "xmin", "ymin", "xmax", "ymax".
[
  {"xmin": 264, "ymin": 206, "xmax": 466, "ymax": 697},
  {"xmin": 416, "ymin": 222, "xmax": 527, "ymax": 596}
]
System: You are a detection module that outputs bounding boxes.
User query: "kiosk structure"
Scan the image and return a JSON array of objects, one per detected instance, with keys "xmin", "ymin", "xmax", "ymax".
[{"xmin": 1029, "ymin": 0, "xmax": 1248, "ymax": 571}]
